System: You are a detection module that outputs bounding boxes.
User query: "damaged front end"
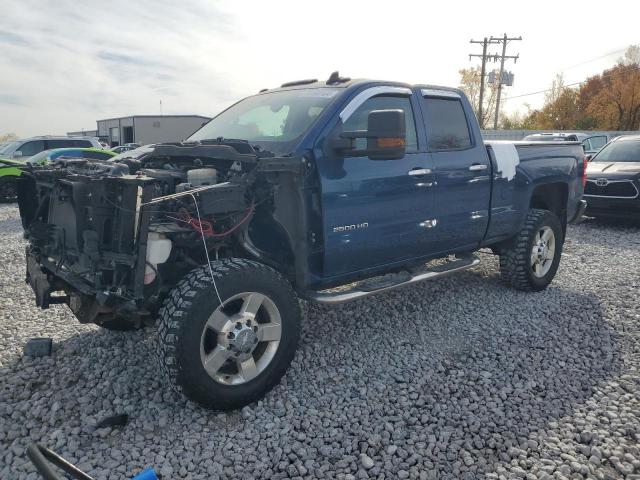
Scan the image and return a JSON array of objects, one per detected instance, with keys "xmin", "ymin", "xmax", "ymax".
[{"xmin": 17, "ymin": 141, "xmax": 307, "ymax": 327}]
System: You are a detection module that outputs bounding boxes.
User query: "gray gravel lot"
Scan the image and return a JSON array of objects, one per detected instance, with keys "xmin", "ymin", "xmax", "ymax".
[{"xmin": 1, "ymin": 203, "xmax": 639, "ymax": 480}]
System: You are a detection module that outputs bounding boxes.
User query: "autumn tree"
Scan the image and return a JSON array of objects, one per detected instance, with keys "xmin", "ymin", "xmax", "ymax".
[
  {"xmin": 504, "ymin": 44, "xmax": 640, "ymax": 131},
  {"xmin": 458, "ymin": 66, "xmax": 499, "ymax": 128},
  {"xmin": 619, "ymin": 44, "xmax": 640, "ymax": 66},
  {"xmin": 0, "ymin": 133, "xmax": 17, "ymax": 142},
  {"xmin": 515, "ymin": 74, "xmax": 580, "ymax": 129},
  {"xmin": 500, "ymin": 104, "xmax": 539, "ymax": 129},
  {"xmin": 581, "ymin": 61, "xmax": 640, "ymax": 130}
]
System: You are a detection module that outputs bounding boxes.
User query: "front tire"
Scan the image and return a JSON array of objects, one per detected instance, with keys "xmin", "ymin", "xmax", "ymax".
[
  {"xmin": 499, "ymin": 209, "xmax": 563, "ymax": 291},
  {"xmin": 0, "ymin": 176, "xmax": 18, "ymax": 203},
  {"xmin": 156, "ymin": 259, "xmax": 301, "ymax": 410}
]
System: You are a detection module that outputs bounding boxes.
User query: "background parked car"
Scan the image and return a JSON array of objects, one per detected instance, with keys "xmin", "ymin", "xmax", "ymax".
[
  {"xmin": 110, "ymin": 145, "xmax": 136, "ymax": 154},
  {"xmin": 26, "ymin": 147, "xmax": 116, "ymax": 165},
  {"xmin": 0, "ymin": 136, "xmax": 102, "ymax": 160},
  {"xmin": 0, "ymin": 148, "xmax": 116, "ymax": 202},
  {"xmin": 523, "ymin": 132, "xmax": 585, "ymax": 142},
  {"xmin": 585, "ymin": 135, "xmax": 640, "ymax": 219},
  {"xmin": 522, "ymin": 132, "xmax": 611, "ymax": 155},
  {"xmin": 581, "ymin": 134, "xmax": 610, "ymax": 155},
  {"xmin": 0, "ymin": 157, "xmax": 24, "ymax": 202},
  {"xmin": 109, "ymin": 143, "xmax": 155, "ymax": 162}
]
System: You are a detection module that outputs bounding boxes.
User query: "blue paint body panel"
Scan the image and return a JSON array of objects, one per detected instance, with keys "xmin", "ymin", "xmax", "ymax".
[{"xmin": 269, "ymin": 80, "xmax": 585, "ymax": 289}]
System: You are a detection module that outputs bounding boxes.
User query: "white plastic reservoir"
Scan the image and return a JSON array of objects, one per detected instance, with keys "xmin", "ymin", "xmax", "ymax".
[
  {"xmin": 145, "ymin": 232, "xmax": 172, "ymax": 284},
  {"xmin": 187, "ymin": 168, "xmax": 218, "ymax": 187}
]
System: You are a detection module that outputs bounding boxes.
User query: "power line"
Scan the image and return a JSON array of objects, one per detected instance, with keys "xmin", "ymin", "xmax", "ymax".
[
  {"xmin": 504, "ymin": 63, "xmax": 640, "ymax": 101},
  {"xmin": 505, "ymin": 82, "xmax": 583, "ymax": 100},
  {"xmin": 559, "ymin": 47, "xmax": 628, "ymax": 71}
]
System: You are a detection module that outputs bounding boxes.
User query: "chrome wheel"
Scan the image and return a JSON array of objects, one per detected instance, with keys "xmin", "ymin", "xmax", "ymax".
[
  {"xmin": 200, "ymin": 292, "xmax": 282, "ymax": 385},
  {"xmin": 530, "ymin": 225, "xmax": 555, "ymax": 278}
]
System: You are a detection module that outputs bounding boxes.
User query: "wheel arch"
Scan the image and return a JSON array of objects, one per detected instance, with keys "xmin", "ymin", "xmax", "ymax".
[{"xmin": 529, "ymin": 182, "xmax": 568, "ymax": 237}]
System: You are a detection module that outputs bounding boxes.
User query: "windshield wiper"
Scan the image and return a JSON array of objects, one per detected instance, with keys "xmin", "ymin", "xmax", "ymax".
[
  {"xmin": 192, "ymin": 137, "xmax": 247, "ymax": 145},
  {"xmin": 187, "ymin": 138, "xmax": 275, "ymax": 157}
]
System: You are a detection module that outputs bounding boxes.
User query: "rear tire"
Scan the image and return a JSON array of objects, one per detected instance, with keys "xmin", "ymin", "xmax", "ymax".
[
  {"xmin": 499, "ymin": 209, "xmax": 563, "ymax": 292},
  {"xmin": 156, "ymin": 258, "xmax": 301, "ymax": 410}
]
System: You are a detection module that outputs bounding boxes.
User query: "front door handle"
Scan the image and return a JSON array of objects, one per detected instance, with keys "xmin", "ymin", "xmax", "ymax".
[
  {"xmin": 408, "ymin": 168, "xmax": 432, "ymax": 176},
  {"xmin": 469, "ymin": 164, "xmax": 488, "ymax": 171}
]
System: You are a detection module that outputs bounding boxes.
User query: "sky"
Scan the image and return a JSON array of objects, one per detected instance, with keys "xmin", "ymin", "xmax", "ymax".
[{"xmin": 0, "ymin": 0, "xmax": 638, "ymax": 138}]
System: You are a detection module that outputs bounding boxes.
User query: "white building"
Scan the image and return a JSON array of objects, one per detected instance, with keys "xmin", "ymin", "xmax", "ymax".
[
  {"xmin": 95, "ymin": 115, "xmax": 211, "ymax": 147},
  {"xmin": 66, "ymin": 129, "xmax": 98, "ymax": 138}
]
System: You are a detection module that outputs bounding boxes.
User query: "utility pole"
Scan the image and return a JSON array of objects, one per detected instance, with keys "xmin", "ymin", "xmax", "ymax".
[
  {"xmin": 469, "ymin": 37, "xmax": 499, "ymax": 128},
  {"xmin": 491, "ymin": 34, "xmax": 522, "ymax": 129}
]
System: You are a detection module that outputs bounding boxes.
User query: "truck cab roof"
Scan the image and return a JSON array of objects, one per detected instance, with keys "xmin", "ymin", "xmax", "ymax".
[{"xmin": 260, "ymin": 72, "xmax": 463, "ymax": 98}]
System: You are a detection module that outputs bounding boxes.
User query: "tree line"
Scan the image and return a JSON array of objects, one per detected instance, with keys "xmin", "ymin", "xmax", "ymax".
[{"xmin": 460, "ymin": 45, "xmax": 640, "ymax": 131}]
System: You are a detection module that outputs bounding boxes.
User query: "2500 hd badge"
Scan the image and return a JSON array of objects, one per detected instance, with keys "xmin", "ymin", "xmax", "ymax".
[{"xmin": 332, "ymin": 222, "xmax": 369, "ymax": 233}]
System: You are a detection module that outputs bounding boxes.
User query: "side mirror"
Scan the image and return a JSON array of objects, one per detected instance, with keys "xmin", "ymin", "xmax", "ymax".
[
  {"xmin": 366, "ymin": 109, "xmax": 406, "ymax": 160},
  {"xmin": 13, "ymin": 151, "xmax": 23, "ymax": 158},
  {"xmin": 330, "ymin": 109, "xmax": 406, "ymax": 160},
  {"xmin": 585, "ymin": 154, "xmax": 593, "ymax": 161}
]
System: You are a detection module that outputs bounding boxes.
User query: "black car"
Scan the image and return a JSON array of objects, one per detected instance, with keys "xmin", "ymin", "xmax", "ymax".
[{"xmin": 585, "ymin": 135, "xmax": 640, "ymax": 219}]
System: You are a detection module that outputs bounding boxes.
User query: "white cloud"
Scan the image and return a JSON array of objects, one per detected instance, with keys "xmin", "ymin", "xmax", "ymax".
[{"xmin": 0, "ymin": 0, "xmax": 637, "ymax": 137}]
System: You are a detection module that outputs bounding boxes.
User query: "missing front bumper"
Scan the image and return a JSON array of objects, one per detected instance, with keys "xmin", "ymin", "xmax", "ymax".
[{"xmin": 25, "ymin": 250, "xmax": 67, "ymax": 308}]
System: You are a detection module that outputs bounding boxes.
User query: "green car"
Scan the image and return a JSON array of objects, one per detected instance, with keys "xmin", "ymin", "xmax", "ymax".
[
  {"xmin": 0, "ymin": 157, "xmax": 25, "ymax": 202},
  {"xmin": 0, "ymin": 148, "xmax": 116, "ymax": 202}
]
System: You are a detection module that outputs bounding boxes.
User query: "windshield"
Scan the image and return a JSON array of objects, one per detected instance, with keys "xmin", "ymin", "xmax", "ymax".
[
  {"xmin": 110, "ymin": 144, "xmax": 155, "ymax": 161},
  {"xmin": 592, "ymin": 139, "xmax": 640, "ymax": 162},
  {"xmin": 187, "ymin": 88, "xmax": 340, "ymax": 154},
  {"xmin": 27, "ymin": 150, "xmax": 52, "ymax": 164},
  {"xmin": 0, "ymin": 141, "xmax": 20, "ymax": 155}
]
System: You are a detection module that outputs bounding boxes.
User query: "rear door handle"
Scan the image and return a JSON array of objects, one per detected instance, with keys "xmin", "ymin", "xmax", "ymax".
[
  {"xmin": 408, "ymin": 168, "xmax": 432, "ymax": 176},
  {"xmin": 469, "ymin": 164, "xmax": 488, "ymax": 171}
]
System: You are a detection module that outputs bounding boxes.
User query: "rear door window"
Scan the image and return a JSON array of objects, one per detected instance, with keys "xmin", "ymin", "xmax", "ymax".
[
  {"xmin": 422, "ymin": 97, "xmax": 472, "ymax": 151},
  {"xmin": 583, "ymin": 136, "xmax": 608, "ymax": 151},
  {"xmin": 18, "ymin": 140, "xmax": 45, "ymax": 156},
  {"xmin": 590, "ymin": 136, "xmax": 608, "ymax": 149},
  {"xmin": 46, "ymin": 139, "xmax": 92, "ymax": 149}
]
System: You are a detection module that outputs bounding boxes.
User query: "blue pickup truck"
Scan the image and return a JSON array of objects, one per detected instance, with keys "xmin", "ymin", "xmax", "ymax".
[{"xmin": 17, "ymin": 73, "xmax": 587, "ymax": 410}]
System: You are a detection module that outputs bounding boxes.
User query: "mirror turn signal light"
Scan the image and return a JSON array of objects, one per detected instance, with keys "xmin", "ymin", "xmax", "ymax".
[{"xmin": 376, "ymin": 138, "xmax": 405, "ymax": 148}]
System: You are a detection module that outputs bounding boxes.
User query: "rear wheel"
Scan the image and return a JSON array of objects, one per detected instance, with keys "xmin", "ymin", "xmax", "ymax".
[
  {"xmin": 0, "ymin": 176, "xmax": 18, "ymax": 203},
  {"xmin": 156, "ymin": 259, "xmax": 300, "ymax": 410},
  {"xmin": 499, "ymin": 209, "xmax": 563, "ymax": 291}
]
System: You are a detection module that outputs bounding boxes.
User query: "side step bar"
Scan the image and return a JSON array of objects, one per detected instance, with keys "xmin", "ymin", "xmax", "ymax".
[{"xmin": 304, "ymin": 254, "xmax": 480, "ymax": 304}]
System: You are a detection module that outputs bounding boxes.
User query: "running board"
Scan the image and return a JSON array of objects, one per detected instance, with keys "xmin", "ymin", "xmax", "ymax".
[{"xmin": 304, "ymin": 254, "xmax": 480, "ymax": 304}]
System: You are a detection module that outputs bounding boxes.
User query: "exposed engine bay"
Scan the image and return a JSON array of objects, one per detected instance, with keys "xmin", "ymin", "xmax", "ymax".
[{"xmin": 18, "ymin": 141, "xmax": 309, "ymax": 326}]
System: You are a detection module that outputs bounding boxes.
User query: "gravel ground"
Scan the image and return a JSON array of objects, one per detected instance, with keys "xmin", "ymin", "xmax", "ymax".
[{"xmin": 1, "ymin": 203, "xmax": 639, "ymax": 480}]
